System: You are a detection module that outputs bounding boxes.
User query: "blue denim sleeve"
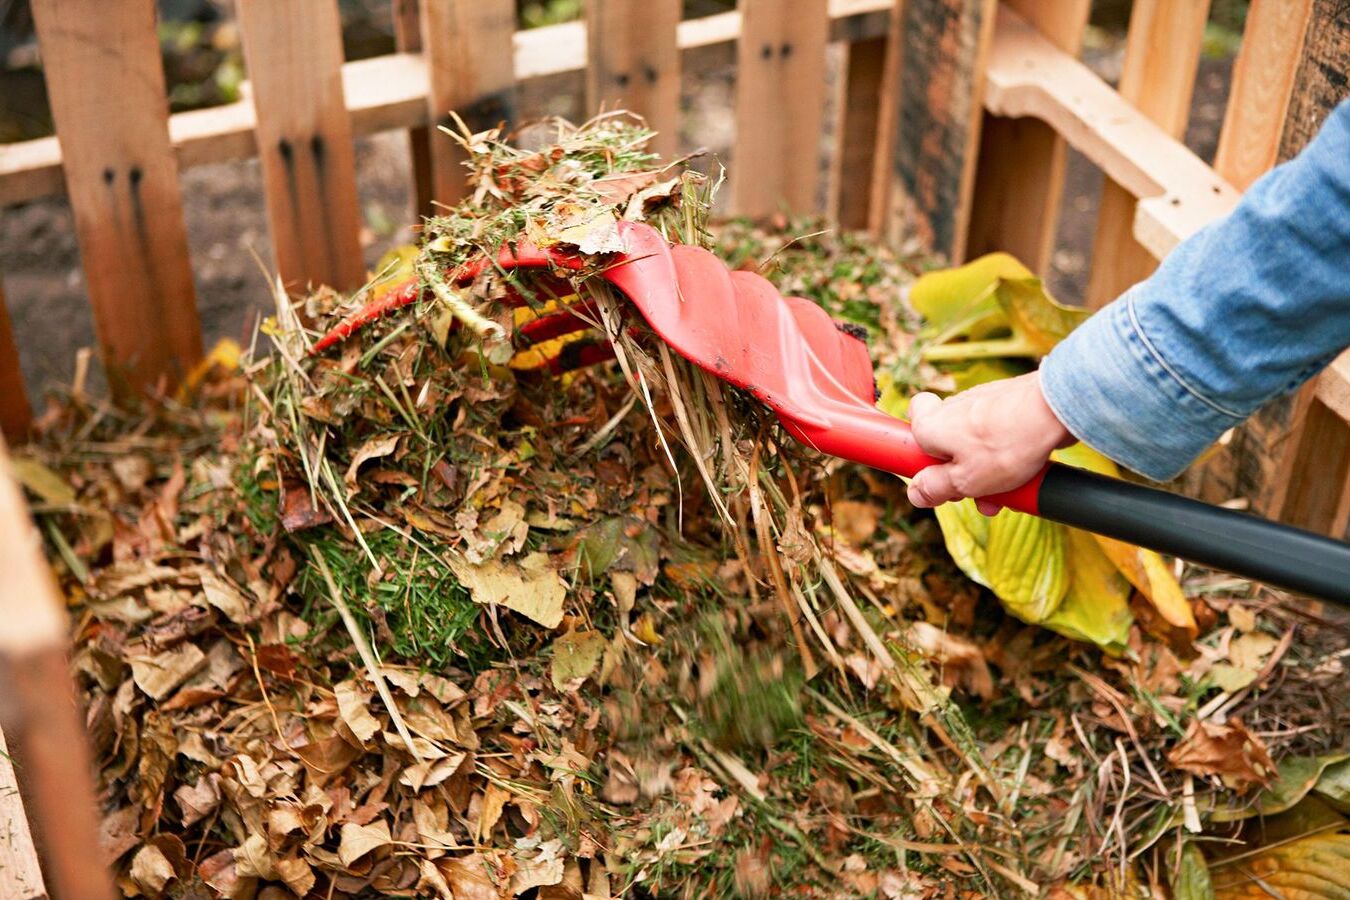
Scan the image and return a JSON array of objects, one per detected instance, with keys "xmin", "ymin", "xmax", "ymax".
[{"xmin": 1040, "ymin": 98, "xmax": 1350, "ymax": 482}]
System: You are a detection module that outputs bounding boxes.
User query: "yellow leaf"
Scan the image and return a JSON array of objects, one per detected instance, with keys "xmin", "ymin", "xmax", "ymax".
[
  {"xmin": 369, "ymin": 245, "xmax": 418, "ymax": 300},
  {"xmin": 1042, "ymin": 528, "xmax": 1133, "ymax": 653},
  {"xmin": 6, "ymin": 456, "xmax": 76, "ymax": 505},
  {"xmin": 633, "ymin": 613, "xmax": 663, "ymax": 646},
  {"xmin": 1056, "ymin": 443, "xmax": 1196, "ymax": 634},
  {"xmin": 984, "ymin": 508, "xmax": 1068, "ymax": 623},
  {"xmin": 448, "ymin": 551, "xmax": 566, "ymax": 629},
  {"xmin": 1211, "ymin": 826, "xmax": 1350, "ymax": 898},
  {"xmin": 177, "ymin": 337, "xmax": 242, "ymax": 400},
  {"xmin": 550, "ymin": 628, "xmax": 607, "ymax": 690},
  {"xmin": 909, "ymin": 252, "xmax": 1029, "ymax": 338}
]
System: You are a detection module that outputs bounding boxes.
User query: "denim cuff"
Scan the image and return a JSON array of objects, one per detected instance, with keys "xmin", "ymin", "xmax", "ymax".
[{"xmin": 1039, "ymin": 294, "xmax": 1244, "ymax": 482}]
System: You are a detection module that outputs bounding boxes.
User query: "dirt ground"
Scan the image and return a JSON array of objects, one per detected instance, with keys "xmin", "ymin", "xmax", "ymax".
[{"xmin": 0, "ymin": 42, "xmax": 1230, "ymax": 398}]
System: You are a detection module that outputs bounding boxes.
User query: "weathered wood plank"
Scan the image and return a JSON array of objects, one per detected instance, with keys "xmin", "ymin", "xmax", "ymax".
[
  {"xmin": 236, "ymin": 0, "xmax": 366, "ymax": 293},
  {"xmin": 0, "ymin": 723, "xmax": 45, "ymax": 900},
  {"xmin": 882, "ymin": 0, "xmax": 997, "ymax": 261},
  {"xmin": 422, "ymin": 0, "xmax": 518, "ymax": 206},
  {"xmin": 1085, "ymin": 0, "xmax": 1210, "ymax": 309},
  {"xmin": 965, "ymin": 0, "xmax": 1090, "ymax": 272},
  {"xmin": 0, "ymin": 435, "xmax": 114, "ymax": 898},
  {"xmin": 0, "ymin": 282, "xmax": 29, "ymax": 444},
  {"xmin": 394, "ymin": 0, "xmax": 436, "ymax": 220},
  {"xmin": 1214, "ymin": 0, "xmax": 1315, "ymax": 190},
  {"xmin": 732, "ymin": 0, "xmax": 831, "ymax": 218},
  {"xmin": 1217, "ymin": 0, "xmax": 1350, "ymax": 529},
  {"xmin": 29, "ymin": 0, "xmax": 203, "ymax": 392},
  {"xmin": 587, "ymin": 0, "xmax": 682, "ymax": 160},
  {"xmin": 835, "ymin": 34, "xmax": 891, "ymax": 230},
  {"xmin": 0, "ymin": 0, "xmax": 897, "ymax": 208}
]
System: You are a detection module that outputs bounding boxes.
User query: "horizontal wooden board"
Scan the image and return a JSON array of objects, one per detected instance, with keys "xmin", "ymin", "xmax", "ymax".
[{"xmin": 0, "ymin": 0, "xmax": 895, "ymax": 208}]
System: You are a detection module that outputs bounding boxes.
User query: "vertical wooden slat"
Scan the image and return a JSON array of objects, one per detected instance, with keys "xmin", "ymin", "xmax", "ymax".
[
  {"xmin": 0, "ymin": 435, "xmax": 115, "ymax": 900},
  {"xmin": 421, "ymin": 0, "xmax": 518, "ymax": 207},
  {"xmin": 834, "ymin": 34, "xmax": 891, "ymax": 230},
  {"xmin": 866, "ymin": 3, "xmax": 905, "ymax": 236},
  {"xmin": 965, "ymin": 0, "xmax": 1090, "ymax": 271},
  {"xmin": 1216, "ymin": 0, "xmax": 1350, "ymax": 532},
  {"xmin": 587, "ymin": 0, "xmax": 682, "ymax": 161},
  {"xmin": 1084, "ymin": 0, "xmax": 1210, "ymax": 309},
  {"xmin": 0, "ymin": 722, "xmax": 45, "ymax": 900},
  {"xmin": 880, "ymin": 0, "xmax": 997, "ymax": 261},
  {"xmin": 731, "ymin": 0, "xmax": 831, "ymax": 218},
  {"xmin": 1271, "ymin": 398, "xmax": 1350, "ymax": 537},
  {"xmin": 1213, "ymin": 0, "xmax": 1315, "ymax": 191},
  {"xmin": 236, "ymin": 0, "xmax": 366, "ymax": 293},
  {"xmin": 29, "ymin": 0, "xmax": 202, "ymax": 392},
  {"xmin": 394, "ymin": 0, "xmax": 437, "ymax": 220},
  {"xmin": 0, "ymin": 282, "xmax": 30, "ymax": 443}
]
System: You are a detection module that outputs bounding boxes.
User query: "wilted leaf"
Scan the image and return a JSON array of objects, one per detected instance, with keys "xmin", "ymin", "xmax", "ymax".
[
  {"xmin": 1211, "ymin": 825, "xmax": 1350, "ymax": 898},
  {"xmin": 1042, "ymin": 528, "xmax": 1134, "ymax": 654},
  {"xmin": 1209, "ymin": 664, "xmax": 1258, "ymax": 694},
  {"xmin": 449, "ymin": 551, "xmax": 566, "ymax": 628},
  {"xmin": 831, "ymin": 500, "xmax": 881, "ymax": 546},
  {"xmin": 1168, "ymin": 720, "xmax": 1276, "ymax": 790},
  {"xmin": 174, "ymin": 774, "xmax": 221, "ymax": 827},
  {"xmin": 914, "ymin": 253, "xmax": 1088, "ymax": 361},
  {"xmin": 1316, "ymin": 758, "xmax": 1350, "ymax": 813},
  {"xmin": 550, "ymin": 628, "xmax": 607, "ymax": 690},
  {"xmin": 200, "ymin": 571, "xmax": 252, "ymax": 625},
  {"xmin": 909, "ymin": 252, "xmax": 1026, "ymax": 339},
  {"xmin": 906, "ymin": 622, "xmax": 993, "ymax": 699},
  {"xmin": 1171, "ymin": 843, "xmax": 1214, "ymax": 900},
  {"xmin": 338, "ymin": 820, "xmax": 392, "ymax": 868},
  {"xmin": 129, "ymin": 842, "xmax": 177, "ymax": 895},
  {"xmin": 344, "ymin": 433, "xmax": 401, "ymax": 497},
  {"xmin": 7, "ymin": 456, "xmax": 76, "ymax": 505},
  {"xmin": 130, "ymin": 643, "xmax": 207, "ymax": 700},
  {"xmin": 335, "ymin": 680, "xmax": 382, "ymax": 743},
  {"xmin": 1212, "ymin": 754, "xmax": 1350, "ymax": 823}
]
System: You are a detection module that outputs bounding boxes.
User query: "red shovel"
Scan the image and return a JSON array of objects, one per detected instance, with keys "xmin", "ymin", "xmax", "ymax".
[{"xmin": 315, "ymin": 221, "xmax": 1350, "ymax": 605}]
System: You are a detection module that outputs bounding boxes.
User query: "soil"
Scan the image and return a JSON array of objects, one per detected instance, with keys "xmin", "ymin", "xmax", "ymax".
[{"xmin": 0, "ymin": 28, "xmax": 1231, "ymax": 400}]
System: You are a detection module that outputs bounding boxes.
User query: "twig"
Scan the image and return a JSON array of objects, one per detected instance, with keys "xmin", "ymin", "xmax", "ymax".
[{"xmin": 311, "ymin": 550, "xmax": 422, "ymax": 760}]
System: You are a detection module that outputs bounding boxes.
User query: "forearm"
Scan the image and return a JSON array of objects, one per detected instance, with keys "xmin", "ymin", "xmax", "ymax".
[{"xmin": 1040, "ymin": 99, "xmax": 1350, "ymax": 481}]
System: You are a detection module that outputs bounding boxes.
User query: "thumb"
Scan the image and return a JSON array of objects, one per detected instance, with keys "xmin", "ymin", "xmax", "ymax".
[{"xmin": 908, "ymin": 464, "xmax": 959, "ymax": 508}]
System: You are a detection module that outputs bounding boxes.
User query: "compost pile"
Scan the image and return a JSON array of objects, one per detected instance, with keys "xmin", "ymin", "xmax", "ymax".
[{"xmin": 15, "ymin": 116, "xmax": 1350, "ymax": 898}]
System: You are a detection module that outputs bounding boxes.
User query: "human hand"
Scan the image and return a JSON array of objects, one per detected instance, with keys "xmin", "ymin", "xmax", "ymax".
[{"xmin": 905, "ymin": 371, "xmax": 1073, "ymax": 515}]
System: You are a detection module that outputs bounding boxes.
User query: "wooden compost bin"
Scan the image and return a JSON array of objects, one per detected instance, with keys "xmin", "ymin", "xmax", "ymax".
[{"xmin": 0, "ymin": 0, "xmax": 1347, "ymax": 894}]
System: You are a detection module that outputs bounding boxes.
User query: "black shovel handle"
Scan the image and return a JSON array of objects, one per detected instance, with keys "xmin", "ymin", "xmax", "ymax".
[{"xmin": 1036, "ymin": 463, "xmax": 1350, "ymax": 606}]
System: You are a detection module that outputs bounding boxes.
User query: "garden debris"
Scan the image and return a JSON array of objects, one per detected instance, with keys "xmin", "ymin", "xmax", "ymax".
[{"xmin": 13, "ymin": 115, "xmax": 1349, "ymax": 897}]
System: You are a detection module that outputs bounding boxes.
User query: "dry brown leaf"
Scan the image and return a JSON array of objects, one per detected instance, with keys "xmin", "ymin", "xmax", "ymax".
[
  {"xmin": 130, "ymin": 643, "xmax": 207, "ymax": 700},
  {"xmin": 1167, "ymin": 719, "xmax": 1276, "ymax": 790},
  {"xmin": 449, "ymin": 551, "xmax": 566, "ymax": 629},
  {"xmin": 338, "ymin": 820, "xmax": 393, "ymax": 868},
  {"xmin": 832, "ymin": 500, "xmax": 881, "ymax": 546},
  {"xmin": 336, "ymin": 680, "xmax": 382, "ymax": 744},
  {"xmin": 128, "ymin": 842, "xmax": 177, "ymax": 895},
  {"xmin": 440, "ymin": 854, "xmax": 501, "ymax": 900},
  {"xmin": 174, "ymin": 774, "xmax": 222, "ymax": 827},
  {"xmin": 343, "ymin": 433, "xmax": 401, "ymax": 496},
  {"xmin": 200, "ymin": 571, "xmax": 252, "ymax": 624}
]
